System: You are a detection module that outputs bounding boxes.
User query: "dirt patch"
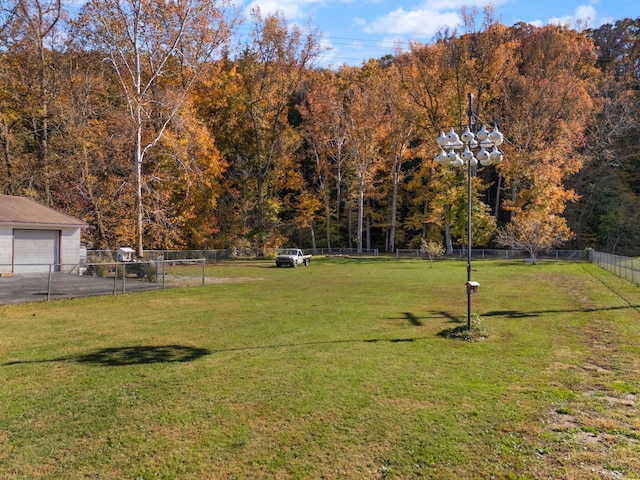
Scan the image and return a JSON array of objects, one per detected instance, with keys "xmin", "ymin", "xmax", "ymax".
[{"xmin": 583, "ymin": 391, "xmax": 636, "ymax": 407}]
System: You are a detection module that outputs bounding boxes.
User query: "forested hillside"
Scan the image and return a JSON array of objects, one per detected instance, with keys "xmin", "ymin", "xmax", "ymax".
[{"xmin": 1, "ymin": 2, "xmax": 638, "ymax": 255}]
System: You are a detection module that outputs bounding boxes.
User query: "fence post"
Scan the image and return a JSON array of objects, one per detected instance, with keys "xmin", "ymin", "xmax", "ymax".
[{"xmin": 201, "ymin": 258, "xmax": 205, "ymax": 286}]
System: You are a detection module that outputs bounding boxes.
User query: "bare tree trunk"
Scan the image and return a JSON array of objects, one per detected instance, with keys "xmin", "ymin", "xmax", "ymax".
[
  {"xmin": 348, "ymin": 205, "xmax": 353, "ymax": 250},
  {"xmin": 81, "ymin": 153, "xmax": 108, "ymax": 248},
  {"xmin": 494, "ymin": 174, "xmax": 502, "ymax": 217},
  {"xmin": 310, "ymin": 222, "xmax": 316, "ymax": 250},
  {"xmin": 1, "ymin": 120, "xmax": 12, "ymax": 187},
  {"xmin": 357, "ymin": 176, "xmax": 364, "ymax": 254},
  {"xmin": 421, "ymin": 200, "xmax": 428, "ymax": 241},
  {"xmin": 135, "ymin": 102, "xmax": 144, "ymax": 257},
  {"xmin": 390, "ymin": 169, "xmax": 399, "ymax": 252},
  {"xmin": 444, "ymin": 221, "xmax": 453, "ymax": 255},
  {"xmin": 365, "ymin": 213, "xmax": 371, "ymax": 251}
]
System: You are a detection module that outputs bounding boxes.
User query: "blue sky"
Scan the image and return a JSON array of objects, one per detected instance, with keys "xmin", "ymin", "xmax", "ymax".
[{"xmin": 240, "ymin": 0, "xmax": 638, "ymax": 67}]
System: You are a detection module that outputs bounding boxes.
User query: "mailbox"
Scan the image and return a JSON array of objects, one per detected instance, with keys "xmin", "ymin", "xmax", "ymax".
[
  {"xmin": 116, "ymin": 247, "xmax": 136, "ymax": 262},
  {"xmin": 466, "ymin": 281, "xmax": 480, "ymax": 294}
]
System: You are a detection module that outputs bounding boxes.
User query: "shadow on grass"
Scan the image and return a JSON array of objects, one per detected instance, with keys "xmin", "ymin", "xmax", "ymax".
[
  {"xmin": 76, "ymin": 345, "xmax": 211, "ymax": 366},
  {"xmin": 4, "ymin": 339, "xmax": 432, "ymax": 366},
  {"xmin": 482, "ymin": 304, "xmax": 640, "ymax": 319},
  {"xmin": 3, "ymin": 345, "xmax": 210, "ymax": 367},
  {"xmin": 386, "ymin": 311, "xmax": 463, "ymax": 324}
]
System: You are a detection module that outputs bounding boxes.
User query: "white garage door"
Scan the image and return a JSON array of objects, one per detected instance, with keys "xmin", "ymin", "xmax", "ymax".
[{"xmin": 13, "ymin": 229, "xmax": 59, "ymax": 273}]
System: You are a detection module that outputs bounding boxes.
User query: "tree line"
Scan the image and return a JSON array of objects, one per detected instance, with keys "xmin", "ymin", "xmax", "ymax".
[{"xmin": 1, "ymin": 2, "xmax": 638, "ymax": 256}]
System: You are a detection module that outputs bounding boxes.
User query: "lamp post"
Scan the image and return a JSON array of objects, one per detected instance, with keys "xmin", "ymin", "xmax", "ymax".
[{"xmin": 435, "ymin": 93, "xmax": 504, "ymax": 329}]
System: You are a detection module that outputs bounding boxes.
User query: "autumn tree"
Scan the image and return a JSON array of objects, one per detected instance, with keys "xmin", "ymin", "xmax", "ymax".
[
  {"xmin": 377, "ymin": 62, "xmax": 419, "ymax": 252},
  {"xmin": 398, "ymin": 40, "xmax": 458, "ymax": 252},
  {"xmin": 298, "ymin": 69, "xmax": 351, "ymax": 250},
  {"xmin": 0, "ymin": 0, "xmax": 65, "ymax": 203},
  {"xmin": 75, "ymin": 0, "xmax": 234, "ymax": 255},
  {"xmin": 337, "ymin": 60, "xmax": 390, "ymax": 253},
  {"xmin": 566, "ymin": 18, "xmax": 640, "ymax": 254},
  {"xmin": 497, "ymin": 24, "xmax": 598, "ymax": 248},
  {"xmin": 54, "ymin": 49, "xmax": 126, "ymax": 248},
  {"xmin": 398, "ymin": 12, "xmax": 510, "ymax": 253},
  {"xmin": 496, "ymin": 210, "xmax": 572, "ymax": 263},
  {"xmin": 202, "ymin": 9, "xmax": 321, "ymax": 253}
]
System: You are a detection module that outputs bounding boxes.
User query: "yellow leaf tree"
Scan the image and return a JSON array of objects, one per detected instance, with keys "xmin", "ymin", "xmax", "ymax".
[{"xmin": 75, "ymin": 0, "xmax": 234, "ymax": 255}]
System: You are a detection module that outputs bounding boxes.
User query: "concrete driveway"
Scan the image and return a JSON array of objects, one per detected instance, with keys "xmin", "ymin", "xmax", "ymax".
[{"xmin": 0, "ymin": 272, "xmax": 163, "ymax": 305}]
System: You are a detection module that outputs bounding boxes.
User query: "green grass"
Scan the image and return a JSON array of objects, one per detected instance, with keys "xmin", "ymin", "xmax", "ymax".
[{"xmin": 1, "ymin": 258, "xmax": 640, "ymax": 479}]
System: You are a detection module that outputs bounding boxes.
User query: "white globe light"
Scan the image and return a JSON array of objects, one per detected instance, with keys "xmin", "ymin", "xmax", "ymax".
[
  {"xmin": 461, "ymin": 126, "xmax": 475, "ymax": 143},
  {"xmin": 436, "ymin": 149, "xmax": 450, "ymax": 165},
  {"xmin": 448, "ymin": 127, "xmax": 461, "ymax": 146},
  {"xmin": 490, "ymin": 148, "xmax": 504, "ymax": 164},
  {"xmin": 489, "ymin": 126, "xmax": 503, "ymax": 146},
  {"xmin": 476, "ymin": 125, "xmax": 489, "ymax": 141},
  {"xmin": 476, "ymin": 147, "xmax": 490, "ymax": 164},
  {"xmin": 461, "ymin": 145, "xmax": 474, "ymax": 162},
  {"xmin": 436, "ymin": 130, "xmax": 449, "ymax": 147}
]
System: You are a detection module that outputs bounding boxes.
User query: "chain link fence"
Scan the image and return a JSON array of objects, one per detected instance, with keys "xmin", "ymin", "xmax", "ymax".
[
  {"xmin": 4, "ymin": 247, "xmax": 635, "ymax": 303},
  {"xmin": 0, "ymin": 259, "xmax": 206, "ymax": 304},
  {"xmin": 88, "ymin": 248, "xmax": 380, "ymax": 261},
  {"xmin": 395, "ymin": 248, "xmax": 588, "ymax": 261},
  {"xmin": 589, "ymin": 250, "xmax": 640, "ymax": 285}
]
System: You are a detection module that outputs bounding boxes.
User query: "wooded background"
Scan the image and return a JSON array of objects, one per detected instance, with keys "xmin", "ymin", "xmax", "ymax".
[{"xmin": 1, "ymin": 2, "xmax": 638, "ymax": 255}]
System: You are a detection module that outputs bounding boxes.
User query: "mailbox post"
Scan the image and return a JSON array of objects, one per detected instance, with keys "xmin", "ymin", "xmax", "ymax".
[{"xmin": 466, "ymin": 281, "xmax": 480, "ymax": 295}]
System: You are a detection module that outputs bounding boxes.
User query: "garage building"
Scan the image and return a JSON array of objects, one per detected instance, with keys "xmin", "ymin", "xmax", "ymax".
[{"xmin": 0, "ymin": 195, "xmax": 88, "ymax": 274}]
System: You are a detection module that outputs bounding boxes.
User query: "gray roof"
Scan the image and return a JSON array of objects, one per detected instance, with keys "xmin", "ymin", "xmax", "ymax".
[{"xmin": 0, "ymin": 195, "xmax": 88, "ymax": 228}]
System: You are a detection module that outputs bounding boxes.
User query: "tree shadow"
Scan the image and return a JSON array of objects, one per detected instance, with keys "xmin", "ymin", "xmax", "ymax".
[
  {"xmin": 76, "ymin": 345, "xmax": 211, "ymax": 366},
  {"xmin": 482, "ymin": 304, "xmax": 640, "ymax": 319},
  {"xmin": 3, "ymin": 345, "xmax": 210, "ymax": 367}
]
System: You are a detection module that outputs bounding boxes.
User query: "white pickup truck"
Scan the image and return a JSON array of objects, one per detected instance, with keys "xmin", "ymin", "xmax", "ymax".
[{"xmin": 275, "ymin": 249, "xmax": 312, "ymax": 268}]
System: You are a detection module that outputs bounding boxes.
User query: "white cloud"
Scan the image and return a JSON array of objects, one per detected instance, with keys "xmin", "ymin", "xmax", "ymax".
[
  {"xmin": 575, "ymin": 5, "xmax": 597, "ymax": 27},
  {"xmin": 425, "ymin": 0, "xmax": 510, "ymax": 11},
  {"xmin": 547, "ymin": 4, "xmax": 597, "ymax": 29},
  {"xmin": 362, "ymin": 8, "xmax": 462, "ymax": 38},
  {"xmin": 356, "ymin": 0, "xmax": 515, "ymax": 39}
]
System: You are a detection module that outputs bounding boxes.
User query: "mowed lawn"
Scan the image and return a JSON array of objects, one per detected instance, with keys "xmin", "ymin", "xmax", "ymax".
[{"xmin": 1, "ymin": 258, "xmax": 639, "ymax": 479}]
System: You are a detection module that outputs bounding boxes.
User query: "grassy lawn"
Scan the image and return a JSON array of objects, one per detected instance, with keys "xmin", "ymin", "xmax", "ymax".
[{"xmin": 1, "ymin": 258, "xmax": 639, "ymax": 479}]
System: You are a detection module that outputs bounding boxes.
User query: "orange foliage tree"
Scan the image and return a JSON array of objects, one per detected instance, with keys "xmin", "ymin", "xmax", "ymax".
[{"xmin": 74, "ymin": 0, "xmax": 234, "ymax": 254}]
